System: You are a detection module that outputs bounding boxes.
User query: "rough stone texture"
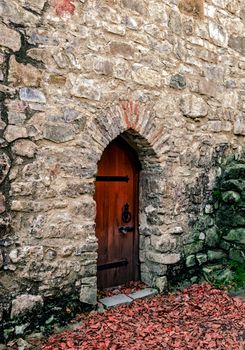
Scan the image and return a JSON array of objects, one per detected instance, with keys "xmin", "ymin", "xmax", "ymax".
[
  {"xmin": 0, "ymin": 23, "xmax": 21, "ymax": 51},
  {"xmin": 99, "ymin": 294, "xmax": 133, "ymax": 308},
  {"xmin": 8, "ymin": 57, "xmax": 42, "ymax": 87},
  {"xmin": 180, "ymin": 94, "xmax": 208, "ymax": 118},
  {"xmin": 11, "ymin": 295, "xmax": 43, "ymax": 319},
  {"xmin": 0, "ymin": 0, "xmax": 244, "ymax": 340}
]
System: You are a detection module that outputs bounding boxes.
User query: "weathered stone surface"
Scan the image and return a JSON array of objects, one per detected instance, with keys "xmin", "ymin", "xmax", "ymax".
[
  {"xmin": 234, "ymin": 113, "xmax": 245, "ymax": 135},
  {"xmin": 69, "ymin": 75, "xmax": 101, "ymax": 101},
  {"xmin": 0, "ymin": 250, "xmax": 3, "ymax": 268},
  {"xmin": 121, "ymin": 0, "xmax": 147, "ymax": 15},
  {"xmin": 0, "ymin": 192, "xmax": 5, "ymax": 214},
  {"xmin": 80, "ymin": 285, "xmax": 97, "ymax": 305},
  {"xmin": 180, "ymin": 94, "xmax": 208, "ymax": 118},
  {"xmin": 8, "ymin": 111, "xmax": 26, "ymax": 125},
  {"xmin": 207, "ymin": 250, "xmax": 227, "ymax": 261},
  {"xmin": 147, "ymin": 252, "xmax": 181, "ymax": 265},
  {"xmin": 184, "ymin": 241, "xmax": 204, "ymax": 256},
  {"xmin": 109, "ymin": 41, "xmax": 134, "ymax": 58},
  {"xmin": 228, "ymin": 35, "xmax": 245, "ymax": 55},
  {"xmin": 11, "ymin": 295, "xmax": 43, "ymax": 319},
  {"xmin": 19, "ymin": 88, "xmax": 46, "ymax": 104},
  {"xmin": 0, "ymin": 23, "xmax": 21, "ymax": 51},
  {"xmin": 43, "ymin": 124, "xmax": 75, "ymax": 143},
  {"xmin": 178, "ymin": 0, "xmax": 204, "ymax": 19},
  {"xmin": 186, "ymin": 255, "xmax": 196, "ymax": 267},
  {"xmin": 229, "ymin": 248, "xmax": 244, "ymax": 263},
  {"xmin": 221, "ymin": 191, "xmax": 240, "ymax": 203},
  {"xmin": 4, "ymin": 125, "xmax": 28, "ymax": 142},
  {"xmin": 154, "ymin": 277, "xmax": 167, "ymax": 293},
  {"xmin": 12, "ymin": 140, "xmax": 37, "ymax": 158},
  {"xmin": 8, "ymin": 57, "xmax": 42, "ymax": 87},
  {"xmin": 223, "ymin": 228, "xmax": 245, "ymax": 245},
  {"xmin": 170, "ymin": 74, "xmax": 186, "ymax": 90},
  {"xmin": 132, "ymin": 65, "xmax": 162, "ymax": 87},
  {"xmin": 205, "ymin": 227, "xmax": 219, "ymax": 248},
  {"xmin": 0, "ymin": 152, "xmax": 11, "ymax": 184},
  {"xmin": 208, "ymin": 21, "xmax": 228, "ymax": 47},
  {"xmin": 196, "ymin": 253, "xmax": 207, "ymax": 265}
]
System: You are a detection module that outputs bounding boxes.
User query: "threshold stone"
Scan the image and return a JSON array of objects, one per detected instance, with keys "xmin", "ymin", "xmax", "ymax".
[
  {"xmin": 99, "ymin": 294, "xmax": 133, "ymax": 308},
  {"xmin": 128, "ymin": 288, "xmax": 158, "ymax": 300}
]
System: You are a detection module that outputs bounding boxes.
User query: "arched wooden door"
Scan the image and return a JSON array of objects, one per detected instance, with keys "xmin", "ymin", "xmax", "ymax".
[{"xmin": 95, "ymin": 136, "xmax": 140, "ymax": 289}]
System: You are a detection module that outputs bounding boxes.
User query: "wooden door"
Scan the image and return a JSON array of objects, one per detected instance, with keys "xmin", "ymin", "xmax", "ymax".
[{"xmin": 95, "ymin": 136, "xmax": 140, "ymax": 289}]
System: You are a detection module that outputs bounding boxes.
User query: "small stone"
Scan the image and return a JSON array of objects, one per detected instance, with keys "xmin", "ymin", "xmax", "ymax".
[
  {"xmin": 80, "ymin": 285, "xmax": 97, "ymax": 305},
  {"xmin": 147, "ymin": 252, "xmax": 181, "ymax": 264},
  {"xmin": 223, "ymin": 228, "xmax": 245, "ymax": 245},
  {"xmin": 4, "ymin": 125, "xmax": 28, "ymax": 142},
  {"xmin": 208, "ymin": 21, "xmax": 228, "ymax": 47},
  {"xmin": 229, "ymin": 248, "xmax": 244, "ymax": 263},
  {"xmin": 205, "ymin": 204, "xmax": 213, "ymax": 214},
  {"xmin": 186, "ymin": 255, "xmax": 196, "ymax": 267},
  {"xmin": 205, "ymin": 227, "xmax": 219, "ymax": 248},
  {"xmin": 27, "ymin": 333, "xmax": 45, "ymax": 347},
  {"xmin": 168, "ymin": 10, "xmax": 182, "ymax": 35},
  {"xmin": 180, "ymin": 94, "xmax": 208, "ymax": 118},
  {"xmin": 221, "ymin": 191, "xmax": 240, "ymax": 203},
  {"xmin": 0, "ymin": 23, "xmax": 21, "ymax": 51},
  {"xmin": 170, "ymin": 74, "xmax": 186, "ymax": 90},
  {"xmin": 43, "ymin": 124, "xmax": 75, "ymax": 143},
  {"xmin": 125, "ymin": 16, "xmax": 138, "ymax": 30},
  {"xmin": 0, "ymin": 152, "xmax": 11, "ymax": 184},
  {"xmin": 8, "ymin": 57, "xmax": 42, "ymax": 87},
  {"xmin": 19, "ymin": 88, "xmax": 46, "ymax": 104},
  {"xmin": 178, "ymin": 0, "xmax": 204, "ymax": 19},
  {"xmin": 196, "ymin": 253, "xmax": 207, "ymax": 265},
  {"xmin": 184, "ymin": 241, "xmax": 203, "ymax": 255},
  {"xmin": 132, "ymin": 65, "xmax": 162, "ymax": 88},
  {"xmin": 228, "ymin": 35, "xmax": 245, "ymax": 55},
  {"xmin": 207, "ymin": 250, "xmax": 226, "ymax": 261},
  {"xmin": 0, "ymin": 250, "xmax": 3, "ymax": 268},
  {"xmin": 11, "ymin": 294, "xmax": 43, "ymax": 319},
  {"xmin": 69, "ymin": 75, "xmax": 101, "ymax": 101},
  {"xmin": 8, "ymin": 111, "xmax": 26, "ymax": 125},
  {"xmin": 99, "ymin": 294, "xmax": 132, "ymax": 308},
  {"xmin": 110, "ymin": 41, "xmax": 134, "ymax": 58},
  {"xmin": 154, "ymin": 277, "xmax": 168, "ymax": 293},
  {"xmin": 15, "ymin": 323, "xmax": 29, "ymax": 336},
  {"xmin": 199, "ymin": 78, "xmax": 221, "ymax": 98},
  {"xmin": 0, "ymin": 193, "xmax": 5, "ymax": 214},
  {"xmin": 93, "ymin": 58, "xmax": 113, "ymax": 76},
  {"xmin": 234, "ymin": 113, "xmax": 245, "ymax": 136},
  {"xmin": 12, "ymin": 140, "xmax": 37, "ymax": 158}
]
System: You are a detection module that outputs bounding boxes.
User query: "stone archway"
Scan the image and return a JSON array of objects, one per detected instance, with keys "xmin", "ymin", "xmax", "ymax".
[{"xmin": 82, "ymin": 101, "xmax": 181, "ymax": 293}]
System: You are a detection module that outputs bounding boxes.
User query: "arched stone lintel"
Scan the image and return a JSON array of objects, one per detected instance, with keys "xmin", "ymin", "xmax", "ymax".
[{"xmin": 86, "ymin": 100, "xmax": 166, "ymax": 168}]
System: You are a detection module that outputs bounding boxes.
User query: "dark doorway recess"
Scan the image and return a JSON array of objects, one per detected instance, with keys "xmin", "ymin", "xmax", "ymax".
[{"xmin": 95, "ymin": 136, "xmax": 141, "ymax": 288}]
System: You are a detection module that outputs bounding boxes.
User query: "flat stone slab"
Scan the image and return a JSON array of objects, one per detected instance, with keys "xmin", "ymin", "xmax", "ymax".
[
  {"xmin": 99, "ymin": 294, "xmax": 133, "ymax": 308},
  {"xmin": 128, "ymin": 288, "xmax": 158, "ymax": 300}
]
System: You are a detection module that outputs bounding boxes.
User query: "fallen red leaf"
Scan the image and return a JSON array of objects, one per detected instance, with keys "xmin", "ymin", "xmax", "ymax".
[{"xmin": 42, "ymin": 284, "xmax": 245, "ymax": 350}]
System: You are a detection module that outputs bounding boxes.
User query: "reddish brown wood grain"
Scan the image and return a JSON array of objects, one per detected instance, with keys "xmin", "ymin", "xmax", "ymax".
[{"xmin": 95, "ymin": 136, "xmax": 140, "ymax": 288}]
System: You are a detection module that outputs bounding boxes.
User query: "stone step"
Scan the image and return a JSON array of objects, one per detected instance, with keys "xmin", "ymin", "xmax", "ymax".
[
  {"xmin": 99, "ymin": 294, "xmax": 133, "ymax": 308},
  {"xmin": 98, "ymin": 288, "xmax": 158, "ymax": 309},
  {"xmin": 128, "ymin": 288, "xmax": 158, "ymax": 300}
]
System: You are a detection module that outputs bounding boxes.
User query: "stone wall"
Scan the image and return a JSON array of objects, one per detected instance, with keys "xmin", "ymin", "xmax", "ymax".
[{"xmin": 0, "ymin": 0, "xmax": 244, "ymax": 339}]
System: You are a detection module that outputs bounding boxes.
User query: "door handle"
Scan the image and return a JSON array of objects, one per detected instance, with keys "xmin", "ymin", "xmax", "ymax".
[{"xmin": 119, "ymin": 226, "xmax": 134, "ymax": 235}]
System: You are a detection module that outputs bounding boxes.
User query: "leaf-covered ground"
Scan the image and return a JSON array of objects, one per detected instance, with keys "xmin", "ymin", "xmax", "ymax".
[{"xmin": 42, "ymin": 284, "xmax": 245, "ymax": 350}]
